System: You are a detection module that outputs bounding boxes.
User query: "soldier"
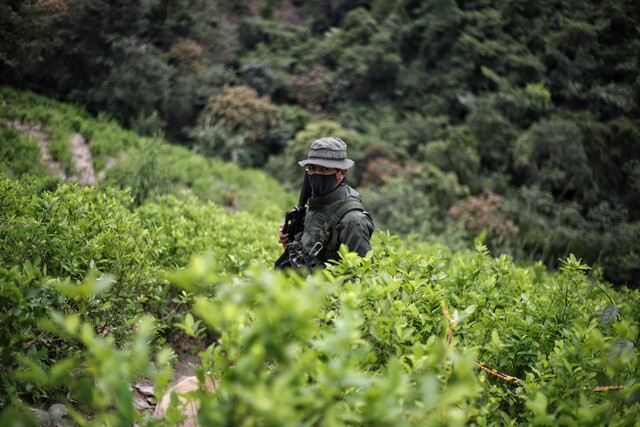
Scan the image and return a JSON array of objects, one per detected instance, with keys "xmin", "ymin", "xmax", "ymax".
[{"xmin": 277, "ymin": 137, "xmax": 374, "ymax": 269}]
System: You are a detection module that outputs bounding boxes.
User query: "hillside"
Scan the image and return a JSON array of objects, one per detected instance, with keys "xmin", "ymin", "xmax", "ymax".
[
  {"xmin": 2, "ymin": 0, "xmax": 639, "ymax": 288},
  {"xmin": 0, "ymin": 87, "xmax": 294, "ymax": 219},
  {"xmin": 1, "ymin": 91, "xmax": 639, "ymax": 425}
]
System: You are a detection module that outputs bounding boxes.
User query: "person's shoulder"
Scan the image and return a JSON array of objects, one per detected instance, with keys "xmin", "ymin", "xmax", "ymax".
[
  {"xmin": 343, "ymin": 185, "xmax": 367, "ymax": 203},
  {"xmin": 336, "ymin": 209, "xmax": 374, "ymax": 236},
  {"xmin": 339, "ymin": 200, "xmax": 373, "ymax": 226},
  {"xmin": 341, "ymin": 209, "xmax": 368, "ymax": 222}
]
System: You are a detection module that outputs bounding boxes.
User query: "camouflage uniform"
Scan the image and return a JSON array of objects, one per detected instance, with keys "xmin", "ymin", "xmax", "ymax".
[{"xmin": 299, "ymin": 183, "xmax": 374, "ymax": 263}]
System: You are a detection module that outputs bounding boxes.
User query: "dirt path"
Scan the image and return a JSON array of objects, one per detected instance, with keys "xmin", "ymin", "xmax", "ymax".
[{"xmin": 69, "ymin": 132, "xmax": 96, "ymax": 186}]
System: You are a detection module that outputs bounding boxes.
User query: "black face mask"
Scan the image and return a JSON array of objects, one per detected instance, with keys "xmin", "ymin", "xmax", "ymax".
[{"xmin": 309, "ymin": 173, "xmax": 338, "ymax": 197}]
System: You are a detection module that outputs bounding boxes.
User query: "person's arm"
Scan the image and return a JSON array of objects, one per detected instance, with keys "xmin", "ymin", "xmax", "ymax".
[{"xmin": 334, "ymin": 211, "xmax": 374, "ymax": 257}]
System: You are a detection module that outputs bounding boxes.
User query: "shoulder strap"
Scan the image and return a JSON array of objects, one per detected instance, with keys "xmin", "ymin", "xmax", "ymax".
[{"xmin": 318, "ymin": 200, "xmax": 365, "ymax": 246}]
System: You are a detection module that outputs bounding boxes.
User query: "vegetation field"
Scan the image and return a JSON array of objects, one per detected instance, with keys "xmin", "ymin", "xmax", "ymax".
[
  {"xmin": 0, "ymin": 89, "xmax": 639, "ymax": 426},
  {"xmin": 2, "ymin": 0, "xmax": 640, "ymax": 423},
  {"xmin": 3, "ymin": 0, "xmax": 639, "ymax": 288}
]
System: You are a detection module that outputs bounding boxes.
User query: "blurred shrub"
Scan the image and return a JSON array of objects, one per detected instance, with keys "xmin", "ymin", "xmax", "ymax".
[
  {"xmin": 1, "ymin": 87, "xmax": 291, "ymax": 219},
  {"xmin": 237, "ymin": 16, "xmax": 310, "ymax": 52},
  {"xmin": 465, "ymin": 103, "xmax": 518, "ymax": 177},
  {"xmin": 514, "ymin": 117, "xmax": 591, "ymax": 197},
  {"xmin": 197, "ymin": 85, "xmax": 281, "ymax": 166},
  {"xmin": 262, "ymin": 104, "xmax": 314, "ymax": 157},
  {"xmin": 167, "ymin": 38, "xmax": 205, "ymax": 73},
  {"xmin": 103, "ymin": 141, "xmax": 292, "ymax": 219},
  {"xmin": 0, "ymin": 87, "xmax": 140, "ymax": 175},
  {"xmin": 317, "ymin": 8, "xmax": 401, "ymax": 101},
  {"xmin": 84, "ymin": 37, "xmax": 172, "ymax": 136},
  {"xmin": 202, "ymin": 85, "xmax": 280, "ymax": 141},
  {"xmin": 0, "ymin": 128, "xmax": 41, "ymax": 176},
  {"xmin": 417, "ymin": 124, "xmax": 481, "ymax": 192},
  {"xmin": 505, "ymin": 186, "xmax": 640, "ymax": 288},
  {"xmin": 241, "ymin": 60, "xmax": 284, "ymax": 97},
  {"xmin": 448, "ymin": 190, "xmax": 519, "ymax": 243},
  {"xmin": 291, "ymin": 65, "xmax": 333, "ymax": 111},
  {"xmin": 361, "ymin": 163, "xmax": 469, "ymax": 238},
  {"xmin": 0, "ymin": 177, "xmax": 283, "ymax": 410}
]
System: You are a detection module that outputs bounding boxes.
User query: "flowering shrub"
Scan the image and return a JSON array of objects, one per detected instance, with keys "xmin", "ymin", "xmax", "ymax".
[
  {"xmin": 202, "ymin": 85, "xmax": 280, "ymax": 141},
  {"xmin": 448, "ymin": 190, "xmax": 519, "ymax": 241},
  {"xmin": 291, "ymin": 65, "xmax": 333, "ymax": 111}
]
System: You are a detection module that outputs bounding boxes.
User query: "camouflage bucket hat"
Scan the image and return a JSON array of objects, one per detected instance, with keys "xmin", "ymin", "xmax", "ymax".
[{"xmin": 298, "ymin": 137, "xmax": 355, "ymax": 169}]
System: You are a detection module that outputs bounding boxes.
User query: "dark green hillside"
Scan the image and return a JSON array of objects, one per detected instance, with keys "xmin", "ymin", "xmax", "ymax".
[
  {"xmin": 2, "ymin": 0, "xmax": 639, "ymax": 287},
  {"xmin": 0, "ymin": 87, "xmax": 294, "ymax": 218}
]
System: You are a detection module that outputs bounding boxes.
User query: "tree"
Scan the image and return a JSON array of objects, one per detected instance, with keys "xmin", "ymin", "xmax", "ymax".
[
  {"xmin": 417, "ymin": 124, "xmax": 481, "ymax": 192},
  {"xmin": 85, "ymin": 38, "xmax": 173, "ymax": 136},
  {"xmin": 197, "ymin": 85, "xmax": 281, "ymax": 166},
  {"xmin": 291, "ymin": 66, "xmax": 333, "ymax": 111},
  {"xmin": 448, "ymin": 191, "xmax": 519, "ymax": 244},
  {"xmin": 514, "ymin": 117, "xmax": 592, "ymax": 201},
  {"xmin": 331, "ymin": 8, "xmax": 402, "ymax": 100},
  {"xmin": 0, "ymin": 0, "xmax": 70, "ymax": 90},
  {"xmin": 360, "ymin": 162, "xmax": 469, "ymax": 237},
  {"xmin": 62, "ymin": 0, "xmax": 153, "ymax": 94}
]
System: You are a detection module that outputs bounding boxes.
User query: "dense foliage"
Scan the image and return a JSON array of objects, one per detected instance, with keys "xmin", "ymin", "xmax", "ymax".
[
  {"xmin": 0, "ymin": 91, "xmax": 638, "ymax": 426},
  {"xmin": 0, "ymin": 177, "xmax": 280, "ymax": 418},
  {"xmin": 0, "ymin": 177, "xmax": 638, "ymax": 425},
  {"xmin": 1, "ymin": 1, "xmax": 640, "ymax": 424},
  {"xmin": 2, "ymin": 0, "xmax": 638, "ymax": 288},
  {"xmin": 0, "ymin": 87, "xmax": 293, "ymax": 217}
]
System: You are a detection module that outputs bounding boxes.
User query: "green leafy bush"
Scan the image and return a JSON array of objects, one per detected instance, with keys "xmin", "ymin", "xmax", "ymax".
[
  {"xmin": 1, "ymin": 87, "xmax": 293, "ymax": 219},
  {"xmin": 0, "ymin": 177, "xmax": 283, "ymax": 411},
  {"xmin": 237, "ymin": 16, "xmax": 310, "ymax": 53},
  {"xmin": 162, "ymin": 250, "xmax": 481, "ymax": 426},
  {"xmin": 1, "ymin": 87, "xmax": 138, "ymax": 176},
  {"xmin": 152, "ymin": 239, "xmax": 638, "ymax": 426},
  {"xmin": 194, "ymin": 84, "xmax": 281, "ymax": 167},
  {"xmin": 0, "ymin": 128, "xmax": 41, "ymax": 176},
  {"xmin": 1, "ymin": 176, "xmax": 638, "ymax": 424},
  {"xmin": 0, "ymin": 86, "xmax": 638, "ymax": 425},
  {"xmin": 360, "ymin": 163, "xmax": 469, "ymax": 237}
]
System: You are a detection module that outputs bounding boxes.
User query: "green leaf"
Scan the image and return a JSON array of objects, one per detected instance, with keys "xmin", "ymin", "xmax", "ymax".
[
  {"xmin": 594, "ymin": 304, "xmax": 619, "ymax": 324},
  {"xmin": 14, "ymin": 355, "xmax": 48, "ymax": 386},
  {"xmin": 52, "ymin": 271, "xmax": 114, "ymax": 298},
  {"xmin": 608, "ymin": 338, "xmax": 634, "ymax": 358},
  {"xmin": 584, "ymin": 283, "xmax": 603, "ymax": 300},
  {"xmin": 452, "ymin": 304, "xmax": 476, "ymax": 324},
  {"xmin": 114, "ymin": 383, "xmax": 134, "ymax": 423},
  {"xmin": 51, "ymin": 357, "xmax": 78, "ymax": 384},
  {"xmin": 185, "ymin": 313, "xmax": 195, "ymax": 329},
  {"xmin": 525, "ymin": 392, "xmax": 548, "ymax": 415}
]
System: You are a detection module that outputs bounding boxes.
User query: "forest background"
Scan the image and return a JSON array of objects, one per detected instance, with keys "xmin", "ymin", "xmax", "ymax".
[{"xmin": 1, "ymin": 0, "xmax": 639, "ymax": 289}]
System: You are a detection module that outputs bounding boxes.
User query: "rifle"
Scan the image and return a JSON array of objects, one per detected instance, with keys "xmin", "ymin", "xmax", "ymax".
[{"xmin": 274, "ymin": 174, "xmax": 312, "ymax": 269}]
